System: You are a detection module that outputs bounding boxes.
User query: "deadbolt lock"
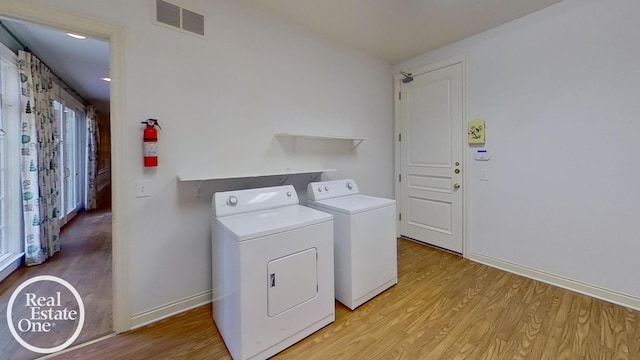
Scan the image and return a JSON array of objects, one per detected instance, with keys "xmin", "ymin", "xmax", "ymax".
[
  {"xmin": 455, "ymin": 169, "xmax": 460, "ymax": 174},
  {"xmin": 455, "ymin": 162, "xmax": 460, "ymax": 166}
]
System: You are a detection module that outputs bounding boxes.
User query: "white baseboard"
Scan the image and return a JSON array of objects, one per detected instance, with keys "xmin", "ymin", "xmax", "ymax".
[
  {"xmin": 468, "ymin": 252, "xmax": 640, "ymax": 311},
  {"xmin": 130, "ymin": 291, "xmax": 212, "ymax": 330}
]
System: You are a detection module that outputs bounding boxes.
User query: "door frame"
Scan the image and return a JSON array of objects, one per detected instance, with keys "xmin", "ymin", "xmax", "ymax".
[
  {"xmin": 394, "ymin": 54, "xmax": 470, "ymax": 257},
  {"xmin": 0, "ymin": 1, "xmax": 130, "ymax": 332}
]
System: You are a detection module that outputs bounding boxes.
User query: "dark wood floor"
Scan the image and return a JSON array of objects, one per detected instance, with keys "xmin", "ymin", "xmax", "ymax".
[
  {"xmin": 51, "ymin": 238, "xmax": 640, "ymax": 360},
  {"xmin": 0, "ymin": 209, "xmax": 112, "ymax": 360}
]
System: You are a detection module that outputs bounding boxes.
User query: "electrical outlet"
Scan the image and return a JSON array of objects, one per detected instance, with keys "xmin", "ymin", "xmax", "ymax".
[{"xmin": 136, "ymin": 180, "xmax": 151, "ymax": 198}]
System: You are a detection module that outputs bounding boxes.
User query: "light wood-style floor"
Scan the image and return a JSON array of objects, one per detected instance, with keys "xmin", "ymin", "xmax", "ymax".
[
  {"xmin": 53, "ymin": 238, "xmax": 639, "ymax": 360},
  {"xmin": 0, "ymin": 210, "xmax": 112, "ymax": 360}
]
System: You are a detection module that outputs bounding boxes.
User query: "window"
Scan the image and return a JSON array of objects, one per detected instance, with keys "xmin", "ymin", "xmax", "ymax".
[
  {"xmin": 53, "ymin": 95, "xmax": 86, "ymax": 226},
  {"xmin": 0, "ymin": 43, "xmax": 23, "ymax": 278}
]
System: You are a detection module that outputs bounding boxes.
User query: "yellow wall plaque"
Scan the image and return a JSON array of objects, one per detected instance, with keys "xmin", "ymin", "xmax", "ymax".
[{"xmin": 468, "ymin": 119, "xmax": 486, "ymax": 144}]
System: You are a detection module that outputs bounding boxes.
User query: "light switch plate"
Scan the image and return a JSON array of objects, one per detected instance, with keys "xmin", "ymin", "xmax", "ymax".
[
  {"xmin": 480, "ymin": 169, "xmax": 489, "ymax": 181},
  {"xmin": 136, "ymin": 180, "xmax": 151, "ymax": 198}
]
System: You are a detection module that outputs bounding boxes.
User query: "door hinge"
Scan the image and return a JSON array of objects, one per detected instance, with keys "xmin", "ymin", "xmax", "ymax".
[
  {"xmin": 398, "ymin": 92, "xmax": 401, "ymax": 100},
  {"xmin": 398, "ymin": 133, "xmax": 401, "ymax": 142},
  {"xmin": 399, "ymin": 174, "xmax": 402, "ymax": 182},
  {"xmin": 399, "ymin": 213, "xmax": 402, "ymax": 221}
]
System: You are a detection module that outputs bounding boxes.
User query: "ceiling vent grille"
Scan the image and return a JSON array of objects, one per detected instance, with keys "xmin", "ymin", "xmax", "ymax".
[{"xmin": 155, "ymin": 0, "xmax": 205, "ymax": 36}]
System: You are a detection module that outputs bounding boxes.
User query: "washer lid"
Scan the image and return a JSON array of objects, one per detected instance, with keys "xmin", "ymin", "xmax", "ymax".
[
  {"xmin": 308, "ymin": 194, "xmax": 395, "ymax": 215},
  {"xmin": 215, "ymin": 204, "xmax": 332, "ymax": 241}
]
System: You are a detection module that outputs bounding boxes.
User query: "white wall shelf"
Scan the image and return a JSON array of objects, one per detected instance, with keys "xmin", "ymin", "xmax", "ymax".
[
  {"xmin": 178, "ymin": 168, "xmax": 337, "ymax": 198},
  {"xmin": 178, "ymin": 168, "xmax": 336, "ymax": 182},
  {"xmin": 275, "ymin": 133, "xmax": 366, "ymax": 150}
]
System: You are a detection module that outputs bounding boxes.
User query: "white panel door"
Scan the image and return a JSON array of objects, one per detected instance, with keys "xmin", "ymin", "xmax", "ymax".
[{"xmin": 399, "ymin": 62, "xmax": 463, "ymax": 253}]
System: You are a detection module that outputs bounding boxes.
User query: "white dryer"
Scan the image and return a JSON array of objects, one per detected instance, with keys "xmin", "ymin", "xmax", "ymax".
[
  {"xmin": 212, "ymin": 185, "xmax": 334, "ymax": 360},
  {"xmin": 306, "ymin": 179, "xmax": 397, "ymax": 310}
]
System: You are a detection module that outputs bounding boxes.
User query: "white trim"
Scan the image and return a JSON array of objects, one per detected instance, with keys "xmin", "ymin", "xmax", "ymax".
[
  {"xmin": 393, "ymin": 74, "xmax": 401, "ymax": 238},
  {"xmin": 48, "ymin": 69, "xmax": 86, "ymax": 109},
  {"xmin": 469, "ymin": 251, "xmax": 640, "ymax": 311},
  {"xmin": 130, "ymin": 291, "xmax": 212, "ymax": 330},
  {"xmin": 110, "ymin": 25, "xmax": 129, "ymax": 334},
  {"xmin": 403, "ymin": 55, "xmax": 467, "ymax": 78},
  {"xmin": 0, "ymin": 42, "xmax": 22, "ymax": 260},
  {"xmin": 60, "ymin": 89, "xmax": 85, "ymax": 113},
  {"xmin": 0, "ymin": 252, "xmax": 23, "ymax": 282},
  {"xmin": 0, "ymin": 0, "xmax": 130, "ymax": 333},
  {"xmin": 461, "ymin": 55, "xmax": 470, "ymax": 257},
  {"xmin": 393, "ymin": 54, "xmax": 469, "ymax": 255}
]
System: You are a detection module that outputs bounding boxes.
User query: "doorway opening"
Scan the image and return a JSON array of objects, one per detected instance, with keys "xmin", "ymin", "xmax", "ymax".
[{"xmin": 0, "ymin": 0, "xmax": 129, "ymax": 349}]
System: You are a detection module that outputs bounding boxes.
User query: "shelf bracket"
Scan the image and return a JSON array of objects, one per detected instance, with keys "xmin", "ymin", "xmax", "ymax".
[
  {"xmin": 279, "ymin": 174, "xmax": 290, "ymax": 185},
  {"xmin": 195, "ymin": 180, "xmax": 203, "ymax": 199},
  {"xmin": 352, "ymin": 139, "xmax": 364, "ymax": 150}
]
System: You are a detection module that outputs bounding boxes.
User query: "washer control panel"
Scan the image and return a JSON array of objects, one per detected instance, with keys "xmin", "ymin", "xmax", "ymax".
[{"xmin": 307, "ymin": 179, "xmax": 359, "ymax": 201}]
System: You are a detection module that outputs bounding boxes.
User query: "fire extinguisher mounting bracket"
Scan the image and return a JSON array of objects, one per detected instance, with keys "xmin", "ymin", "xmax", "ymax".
[{"xmin": 142, "ymin": 119, "xmax": 161, "ymax": 129}]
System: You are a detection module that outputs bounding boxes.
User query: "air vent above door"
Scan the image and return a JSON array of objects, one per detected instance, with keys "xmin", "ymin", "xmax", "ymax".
[{"xmin": 154, "ymin": 0, "xmax": 205, "ymax": 36}]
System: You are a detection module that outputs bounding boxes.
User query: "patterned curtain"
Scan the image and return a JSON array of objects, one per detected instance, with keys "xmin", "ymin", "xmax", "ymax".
[
  {"xmin": 86, "ymin": 105, "xmax": 99, "ymax": 210},
  {"xmin": 18, "ymin": 50, "xmax": 61, "ymax": 266}
]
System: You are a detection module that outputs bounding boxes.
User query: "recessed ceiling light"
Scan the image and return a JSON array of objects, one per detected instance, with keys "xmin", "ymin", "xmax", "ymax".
[
  {"xmin": 100, "ymin": 77, "xmax": 111, "ymax": 82},
  {"xmin": 66, "ymin": 33, "xmax": 86, "ymax": 40}
]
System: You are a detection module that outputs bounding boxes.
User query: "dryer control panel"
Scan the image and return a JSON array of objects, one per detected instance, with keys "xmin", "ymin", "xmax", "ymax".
[
  {"xmin": 307, "ymin": 179, "xmax": 360, "ymax": 201},
  {"xmin": 213, "ymin": 185, "xmax": 299, "ymax": 217}
]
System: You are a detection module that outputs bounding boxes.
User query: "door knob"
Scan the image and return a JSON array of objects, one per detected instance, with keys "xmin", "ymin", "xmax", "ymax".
[
  {"xmin": 455, "ymin": 169, "xmax": 460, "ymax": 174},
  {"xmin": 453, "ymin": 183, "xmax": 461, "ymax": 189}
]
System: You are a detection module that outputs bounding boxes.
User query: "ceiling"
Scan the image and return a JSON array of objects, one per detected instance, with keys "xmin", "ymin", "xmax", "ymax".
[
  {"xmin": 242, "ymin": 0, "xmax": 564, "ymax": 64},
  {"xmin": 0, "ymin": 0, "xmax": 563, "ymax": 116},
  {"xmin": 0, "ymin": 18, "xmax": 110, "ymax": 115}
]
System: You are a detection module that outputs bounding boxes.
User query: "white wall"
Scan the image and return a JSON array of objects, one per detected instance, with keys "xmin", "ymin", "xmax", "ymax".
[
  {"xmin": 20, "ymin": 0, "xmax": 393, "ymax": 320},
  {"xmin": 395, "ymin": 0, "xmax": 640, "ymax": 301}
]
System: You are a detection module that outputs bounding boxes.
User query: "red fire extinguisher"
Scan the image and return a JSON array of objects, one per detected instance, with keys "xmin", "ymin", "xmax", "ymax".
[{"xmin": 142, "ymin": 119, "xmax": 161, "ymax": 167}]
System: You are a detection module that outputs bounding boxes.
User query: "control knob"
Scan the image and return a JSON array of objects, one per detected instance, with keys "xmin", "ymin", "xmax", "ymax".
[{"xmin": 227, "ymin": 196, "xmax": 238, "ymax": 206}]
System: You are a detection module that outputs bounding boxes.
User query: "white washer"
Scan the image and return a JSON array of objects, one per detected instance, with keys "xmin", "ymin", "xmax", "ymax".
[
  {"xmin": 306, "ymin": 179, "xmax": 397, "ymax": 310},
  {"xmin": 212, "ymin": 185, "xmax": 334, "ymax": 360}
]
